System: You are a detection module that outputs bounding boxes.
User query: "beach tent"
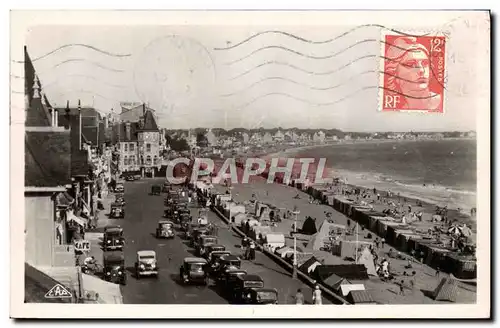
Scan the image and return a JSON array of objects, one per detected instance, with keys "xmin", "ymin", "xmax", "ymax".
[
  {"xmin": 433, "ymin": 277, "xmax": 459, "ymax": 302},
  {"xmin": 346, "ymin": 290, "xmax": 376, "ymax": 304},
  {"xmin": 301, "ymin": 217, "xmax": 318, "ymax": 235},
  {"xmin": 459, "ymin": 224, "xmax": 473, "ymax": 237},
  {"xmin": 307, "ymin": 220, "xmax": 346, "ymax": 250},
  {"xmin": 448, "ymin": 225, "xmax": 462, "ymax": 236},
  {"xmin": 232, "ymin": 213, "xmax": 249, "ymax": 226},
  {"xmin": 357, "ymin": 248, "xmax": 377, "ymax": 276},
  {"xmin": 228, "ymin": 203, "xmax": 246, "ymax": 220},
  {"xmin": 264, "ymin": 233, "xmax": 285, "ymax": 251},
  {"xmin": 275, "ymin": 246, "xmax": 294, "ymax": 258},
  {"xmin": 340, "ymin": 284, "xmax": 366, "ymax": 297},
  {"xmin": 335, "ymin": 240, "xmax": 373, "ymax": 259},
  {"xmin": 322, "ymin": 273, "xmax": 347, "ymax": 292},
  {"xmin": 299, "ymin": 256, "xmax": 322, "ymax": 274},
  {"xmin": 313, "ymin": 264, "xmax": 369, "ymax": 282}
]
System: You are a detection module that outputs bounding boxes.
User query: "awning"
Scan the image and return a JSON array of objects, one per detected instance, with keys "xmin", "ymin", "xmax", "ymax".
[
  {"xmin": 81, "ymin": 273, "xmax": 123, "ymax": 304},
  {"xmin": 67, "ymin": 212, "xmax": 87, "ymax": 227}
]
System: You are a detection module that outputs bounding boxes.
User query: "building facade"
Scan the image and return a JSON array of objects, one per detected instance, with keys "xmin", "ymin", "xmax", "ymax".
[{"xmin": 113, "ymin": 105, "xmax": 161, "ymax": 177}]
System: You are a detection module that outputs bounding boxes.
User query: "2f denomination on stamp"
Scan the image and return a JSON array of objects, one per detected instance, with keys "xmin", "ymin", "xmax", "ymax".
[{"xmin": 379, "ymin": 32, "xmax": 446, "ymax": 113}]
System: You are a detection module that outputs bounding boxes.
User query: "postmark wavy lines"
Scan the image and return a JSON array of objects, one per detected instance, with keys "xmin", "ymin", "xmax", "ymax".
[
  {"xmin": 213, "ymin": 25, "xmax": 428, "ymax": 51},
  {"xmin": 230, "ymin": 86, "xmax": 441, "ymax": 111},
  {"xmin": 12, "ymin": 43, "xmax": 132, "ymax": 63}
]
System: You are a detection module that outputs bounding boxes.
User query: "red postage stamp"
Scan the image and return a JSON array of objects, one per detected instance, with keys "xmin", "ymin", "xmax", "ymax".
[{"xmin": 379, "ymin": 33, "xmax": 446, "ymax": 113}]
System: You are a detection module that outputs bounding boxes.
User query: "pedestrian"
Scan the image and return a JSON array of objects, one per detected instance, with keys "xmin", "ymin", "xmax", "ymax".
[
  {"xmin": 436, "ymin": 266, "xmax": 440, "ymax": 277},
  {"xmin": 249, "ymin": 241, "xmax": 256, "ymax": 261},
  {"xmin": 381, "ymin": 238, "xmax": 385, "ymax": 248},
  {"xmin": 399, "ymin": 281, "xmax": 405, "ymax": 295},
  {"xmin": 312, "ymin": 285, "xmax": 322, "ymax": 305},
  {"xmin": 295, "ymin": 288, "xmax": 304, "ymax": 305}
]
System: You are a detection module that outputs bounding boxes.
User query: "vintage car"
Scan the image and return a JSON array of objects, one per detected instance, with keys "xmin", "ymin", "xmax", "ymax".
[
  {"xmin": 214, "ymin": 254, "xmax": 242, "ymax": 277},
  {"xmin": 179, "ymin": 214, "xmax": 192, "ymax": 230},
  {"xmin": 241, "ymin": 288, "xmax": 278, "ymax": 305},
  {"xmin": 179, "ymin": 257, "xmax": 209, "ymax": 285},
  {"xmin": 115, "ymin": 195, "xmax": 126, "ymax": 206},
  {"xmin": 135, "ymin": 250, "xmax": 159, "ymax": 279},
  {"xmin": 125, "ymin": 175, "xmax": 135, "ymax": 182},
  {"xmin": 195, "ymin": 235, "xmax": 218, "ymax": 257},
  {"xmin": 217, "ymin": 267, "xmax": 246, "ymax": 287},
  {"xmin": 204, "ymin": 244, "xmax": 226, "ymax": 260},
  {"xmin": 156, "ymin": 220, "xmax": 175, "ymax": 239},
  {"xmin": 115, "ymin": 182, "xmax": 125, "ymax": 193},
  {"xmin": 230, "ymin": 274, "xmax": 265, "ymax": 303},
  {"xmin": 151, "ymin": 185, "xmax": 162, "ymax": 196},
  {"xmin": 103, "ymin": 226, "xmax": 125, "ymax": 251},
  {"xmin": 110, "ymin": 203, "xmax": 125, "ymax": 219},
  {"xmin": 189, "ymin": 227, "xmax": 209, "ymax": 246},
  {"xmin": 103, "ymin": 251, "xmax": 127, "ymax": 285},
  {"xmin": 208, "ymin": 250, "xmax": 232, "ymax": 267}
]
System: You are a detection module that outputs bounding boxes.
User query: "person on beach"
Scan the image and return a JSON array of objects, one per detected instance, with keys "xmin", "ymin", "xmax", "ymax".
[
  {"xmin": 381, "ymin": 238, "xmax": 386, "ymax": 248},
  {"xmin": 377, "ymin": 193, "xmax": 381, "ymax": 201},
  {"xmin": 312, "ymin": 285, "xmax": 323, "ymax": 305},
  {"xmin": 399, "ymin": 281, "xmax": 405, "ymax": 296},
  {"xmin": 295, "ymin": 289, "xmax": 304, "ymax": 305}
]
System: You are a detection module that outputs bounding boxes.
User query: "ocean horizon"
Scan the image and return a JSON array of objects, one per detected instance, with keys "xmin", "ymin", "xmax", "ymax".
[{"xmin": 287, "ymin": 139, "xmax": 477, "ymax": 213}]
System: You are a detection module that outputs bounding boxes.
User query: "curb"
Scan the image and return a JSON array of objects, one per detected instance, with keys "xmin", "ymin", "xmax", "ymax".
[{"xmin": 203, "ymin": 195, "xmax": 350, "ymax": 305}]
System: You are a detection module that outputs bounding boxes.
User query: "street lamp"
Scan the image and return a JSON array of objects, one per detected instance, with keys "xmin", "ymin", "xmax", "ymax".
[{"xmin": 292, "ymin": 207, "xmax": 300, "ymax": 279}]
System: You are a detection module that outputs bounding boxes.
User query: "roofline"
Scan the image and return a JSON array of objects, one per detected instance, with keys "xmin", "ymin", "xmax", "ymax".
[
  {"xmin": 25, "ymin": 186, "xmax": 66, "ymax": 192},
  {"xmin": 25, "ymin": 127, "xmax": 69, "ymax": 133}
]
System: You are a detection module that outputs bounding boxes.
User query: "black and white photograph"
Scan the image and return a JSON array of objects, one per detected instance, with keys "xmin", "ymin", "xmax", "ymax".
[{"xmin": 9, "ymin": 10, "xmax": 490, "ymax": 319}]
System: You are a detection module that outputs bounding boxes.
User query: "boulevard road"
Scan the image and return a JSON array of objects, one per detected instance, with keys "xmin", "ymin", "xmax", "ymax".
[{"xmin": 115, "ymin": 178, "xmax": 330, "ymax": 304}]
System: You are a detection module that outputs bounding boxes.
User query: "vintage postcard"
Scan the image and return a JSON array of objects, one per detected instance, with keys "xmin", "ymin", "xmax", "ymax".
[{"xmin": 10, "ymin": 10, "xmax": 490, "ymax": 319}]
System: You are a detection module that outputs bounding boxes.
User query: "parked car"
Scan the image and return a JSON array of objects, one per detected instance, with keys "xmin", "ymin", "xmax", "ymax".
[
  {"xmin": 109, "ymin": 203, "xmax": 125, "ymax": 219},
  {"xmin": 230, "ymin": 274, "xmax": 265, "ymax": 303},
  {"xmin": 242, "ymin": 288, "xmax": 278, "ymax": 305},
  {"xmin": 179, "ymin": 257, "xmax": 209, "ymax": 285},
  {"xmin": 115, "ymin": 182, "xmax": 125, "ymax": 193},
  {"xmin": 103, "ymin": 251, "xmax": 127, "ymax": 285},
  {"xmin": 195, "ymin": 235, "xmax": 218, "ymax": 257},
  {"xmin": 103, "ymin": 226, "xmax": 124, "ymax": 251},
  {"xmin": 135, "ymin": 250, "xmax": 159, "ymax": 279}
]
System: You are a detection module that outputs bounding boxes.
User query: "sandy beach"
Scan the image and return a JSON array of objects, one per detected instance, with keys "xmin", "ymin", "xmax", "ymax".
[{"xmin": 207, "ymin": 167, "xmax": 476, "ymax": 304}]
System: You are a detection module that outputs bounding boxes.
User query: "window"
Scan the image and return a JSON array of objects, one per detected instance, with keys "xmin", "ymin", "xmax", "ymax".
[
  {"xmin": 123, "ymin": 156, "xmax": 128, "ymax": 166},
  {"xmin": 153, "ymin": 156, "xmax": 158, "ymax": 165},
  {"xmin": 146, "ymin": 143, "xmax": 151, "ymax": 152},
  {"xmin": 129, "ymin": 143, "xmax": 135, "ymax": 152},
  {"xmin": 146, "ymin": 155, "xmax": 152, "ymax": 165},
  {"xmin": 129, "ymin": 156, "xmax": 135, "ymax": 165},
  {"xmin": 124, "ymin": 143, "xmax": 128, "ymax": 151}
]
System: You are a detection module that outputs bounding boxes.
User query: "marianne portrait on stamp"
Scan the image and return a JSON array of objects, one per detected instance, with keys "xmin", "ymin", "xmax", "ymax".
[{"xmin": 384, "ymin": 36, "xmax": 442, "ymax": 111}]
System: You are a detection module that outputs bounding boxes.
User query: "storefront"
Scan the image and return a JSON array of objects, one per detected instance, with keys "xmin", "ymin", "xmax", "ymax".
[{"xmin": 66, "ymin": 211, "xmax": 87, "ymax": 243}]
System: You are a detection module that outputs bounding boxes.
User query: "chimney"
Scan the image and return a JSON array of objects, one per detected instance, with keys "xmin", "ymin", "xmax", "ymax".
[
  {"xmin": 32, "ymin": 75, "xmax": 40, "ymax": 99},
  {"xmin": 64, "ymin": 100, "xmax": 70, "ymax": 129},
  {"xmin": 125, "ymin": 122, "xmax": 131, "ymax": 141},
  {"xmin": 48, "ymin": 104, "xmax": 54, "ymax": 127},
  {"xmin": 78, "ymin": 99, "xmax": 82, "ymax": 150}
]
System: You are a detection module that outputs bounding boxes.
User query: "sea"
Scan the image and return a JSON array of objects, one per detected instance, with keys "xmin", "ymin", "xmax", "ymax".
[{"xmin": 287, "ymin": 139, "xmax": 477, "ymax": 214}]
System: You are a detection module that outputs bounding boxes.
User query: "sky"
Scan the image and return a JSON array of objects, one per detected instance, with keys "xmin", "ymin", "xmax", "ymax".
[{"xmin": 12, "ymin": 12, "xmax": 489, "ymax": 131}]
